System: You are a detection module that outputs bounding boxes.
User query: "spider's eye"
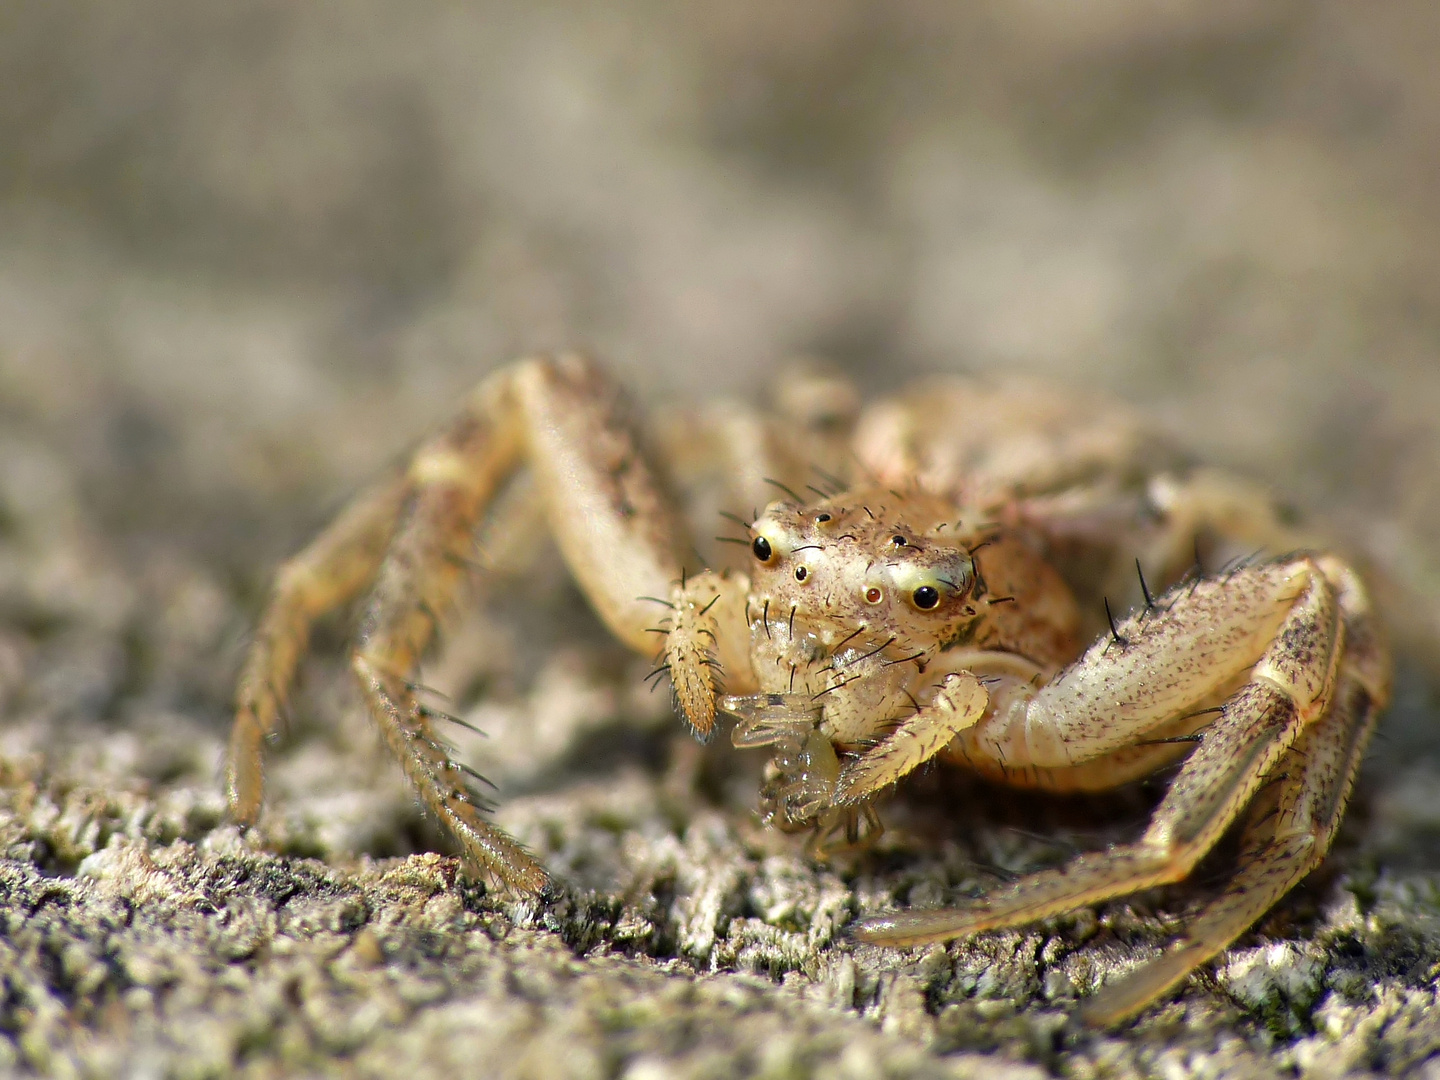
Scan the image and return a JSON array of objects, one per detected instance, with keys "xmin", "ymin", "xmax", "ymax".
[
  {"xmin": 752, "ymin": 536, "xmax": 773, "ymax": 562},
  {"xmin": 864, "ymin": 586, "xmax": 883, "ymax": 604},
  {"xmin": 891, "ymin": 535, "xmax": 907, "ymax": 547},
  {"xmin": 794, "ymin": 566, "xmax": 808, "ymax": 582},
  {"xmin": 912, "ymin": 585, "xmax": 940, "ymax": 610},
  {"xmin": 815, "ymin": 513, "xmax": 832, "ymax": 523}
]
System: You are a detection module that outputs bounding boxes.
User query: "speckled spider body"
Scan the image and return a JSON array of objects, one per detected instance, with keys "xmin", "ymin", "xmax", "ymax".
[{"xmin": 229, "ymin": 355, "xmax": 1389, "ymax": 1024}]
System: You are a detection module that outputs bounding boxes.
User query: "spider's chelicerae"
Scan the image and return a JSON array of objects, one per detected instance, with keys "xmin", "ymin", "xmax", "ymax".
[{"xmin": 229, "ymin": 355, "xmax": 1389, "ymax": 1025}]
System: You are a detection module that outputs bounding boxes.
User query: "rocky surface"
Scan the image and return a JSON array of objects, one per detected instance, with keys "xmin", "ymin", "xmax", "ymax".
[{"xmin": 4, "ymin": 3, "xmax": 1440, "ymax": 1077}]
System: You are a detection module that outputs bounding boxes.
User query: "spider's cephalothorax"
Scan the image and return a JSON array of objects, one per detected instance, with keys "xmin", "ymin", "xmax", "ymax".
[{"xmin": 230, "ymin": 355, "xmax": 1390, "ymax": 1027}]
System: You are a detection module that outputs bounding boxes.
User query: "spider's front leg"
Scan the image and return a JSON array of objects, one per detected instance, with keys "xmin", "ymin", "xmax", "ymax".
[
  {"xmin": 719, "ymin": 668, "xmax": 991, "ymax": 840},
  {"xmin": 1076, "ymin": 556, "xmax": 1388, "ymax": 1025},
  {"xmin": 231, "ymin": 355, "xmax": 742, "ymax": 891},
  {"xmin": 852, "ymin": 554, "xmax": 1390, "ymax": 1023}
]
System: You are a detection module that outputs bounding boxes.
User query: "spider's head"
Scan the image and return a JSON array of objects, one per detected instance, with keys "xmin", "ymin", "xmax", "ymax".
[{"xmin": 746, "ymin": 489, "xmax": 980, "ymax": 652}]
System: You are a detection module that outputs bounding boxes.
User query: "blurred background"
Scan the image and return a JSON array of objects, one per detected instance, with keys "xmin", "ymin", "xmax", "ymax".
[
  {"xmin": 3, "ymin": 1, "xmax": 1439, "ymax": 537},
  {"xmin": 0, "ymin": 0, "xmax": 1437, "ymax": 816}
]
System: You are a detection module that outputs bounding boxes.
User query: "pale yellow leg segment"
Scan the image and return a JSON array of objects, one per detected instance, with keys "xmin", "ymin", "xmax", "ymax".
[
  {"xmin": 1080, "ymin": 561, "xmax": 1390, "ymax": 1025},
  {"xmin": 964, "ymin": 558, "xmax": 1321, "ymax": 771},
  {"xmin": 946, "ymin": 713, "xmax": 1209, "ymax": 793},
  {"xmin": 228, "ymin": 472, "xmax": 409, "ymax": 824},
  {"xmin": 853, "ymin": 558, "xmax": 1341, "ymax": 947},
  {"xmin": 1080, "ymin": 671, "xmax": 1381, "ymax": 1025},
  {"xmin": 347, "ymin": 385, "xmax": 542, "ymax": 888},
  {"xmin": 854, "ymin": 682, "xmax": 1308, "ymax": 946},
  {"xmin": 353, "ymin": 652, "xmax": 548, "ymax": 892},
  {"xmin": 515, "ymin": 358, "xmax": 690, "ymax": 654},
  {"xmin": 834, "ymin": 673, "xmax": 989, "ymax": 804},
  {"xmin": 719, "ymin": 673, "xmax": 988, "ymax": 817}
]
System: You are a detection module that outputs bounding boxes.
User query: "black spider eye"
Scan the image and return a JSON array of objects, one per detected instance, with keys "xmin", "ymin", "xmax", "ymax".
[
  {"xmin": 891, "ymin": 535, "xmax": 907, "ymax": 546},
  {"xmin": 794, "ymin": 566, "xmax": 808, "ymax": 582},
  {"xmin": 815, "ymin": 513, "xmax": 832, "ymax": 523},
  {"xmin": 912, "ymin": 585, "xmax": 940, "ymax": 610},
  {"xmin": 752, "ymin": 536, "xmax": 773, "ymax": 562}
]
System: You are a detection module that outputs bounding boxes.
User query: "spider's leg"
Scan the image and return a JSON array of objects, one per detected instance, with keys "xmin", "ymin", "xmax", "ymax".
[
  {"xmin": 852, "ymin": 555, "xmax": 1350, "ymax": 945},
  {"xmin": 1079, "ymin": 558, "xmax": 1390, "ymax": 1025},
  {"xmin": 515, "ymin": 357, "xmax": 756, "ymax": 738},
  {"xmin": 717, "ymin": 673, "xmax": 988, "ymax": 824},
  {"xmin": 349, "ymin": 373, "xmax": 538, "ymax": 888},
  {"xmin": 1081, "ymin": 669, "xmax": 1380, "ymax": 1025},
  {"xmin": 350, "ymin": 355, "xmax": 710, "ymax": 890},
  {"xmin": 1142, "ymin": 467, "xmax": 1313, "ymax": 582},
  {"xmin": 833, "ymin": 672, "xmax": 988, "ymax": 804},
  {"xmin": 228, "ymin": 471, "xmax": 409, "ymax": 826}
]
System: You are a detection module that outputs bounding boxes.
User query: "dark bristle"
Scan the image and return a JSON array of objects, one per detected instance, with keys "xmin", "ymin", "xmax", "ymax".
[
  {"xmin": 883, "ymin": 651, "xmax": 928, "ymax": 668},
  {"xmin": 1104, "ymin": 597, "xmax": 1129, "ymax": 648},
  {"xmin": 811, "ymin": 675, "xmax": 857, "ymax": 700},
  {"xmin": 763, "ymin": 477, "xmax": 804, "ymax": 502},
  {"xmin": 452, "ymin": 760, "xmax": 499, "ymax": 791},
  {"xmin": 851, "ymin": 636, "xmax": 896, "ymax": 665},
  {"xmin": 420, "ymin": 704, "xmax": 488, "ymax": 738},
  {"xmin": 812, "ymin": 464, "xmax": 847, "ymax": 493},
  {"xmin": 1136, "ymin": 558, "xmax": 1157, "ymax": 610}
]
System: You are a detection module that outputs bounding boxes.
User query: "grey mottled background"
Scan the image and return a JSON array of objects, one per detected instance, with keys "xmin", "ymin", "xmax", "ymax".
[{"xmin": 4, "ymin": 3, "xmax": 1440, "ymax": 1077}]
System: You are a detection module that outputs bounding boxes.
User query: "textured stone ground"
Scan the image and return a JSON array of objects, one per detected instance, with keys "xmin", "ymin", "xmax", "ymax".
[{"xmin": 5, "ymin": 3, "xmax": 1440, "ymax": 1077}]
